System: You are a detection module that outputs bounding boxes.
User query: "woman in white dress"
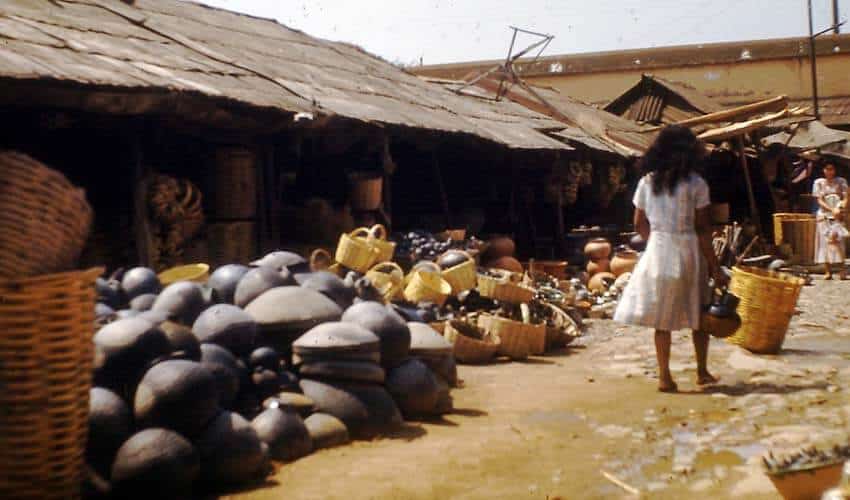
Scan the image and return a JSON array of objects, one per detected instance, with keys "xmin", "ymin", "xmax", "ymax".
[
  {"xmin": 614, "ymin": 125, "xmax": 726, "ymax": 393},
  {"xmin": 812, "ymin": 162, "xmax": 849, "ymax": 280}
]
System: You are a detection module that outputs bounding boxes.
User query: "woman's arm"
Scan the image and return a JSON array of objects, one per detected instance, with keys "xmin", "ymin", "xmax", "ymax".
[
  {"xmin": 695, "ymin": 207, "xmax": 726, "ymax": 285},
  {"xmin": 634, "ymin": 208, "xmax": 650, "ymax": 241}
]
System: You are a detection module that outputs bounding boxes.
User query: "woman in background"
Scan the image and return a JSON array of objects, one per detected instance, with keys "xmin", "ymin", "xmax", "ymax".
[
  {"xmin": 614, "ymin": 125, "xmax": 726, "ymax": 393},
  {"xmin": 813, "ymin": 162, "xmax": 849, "ymax": 280}
]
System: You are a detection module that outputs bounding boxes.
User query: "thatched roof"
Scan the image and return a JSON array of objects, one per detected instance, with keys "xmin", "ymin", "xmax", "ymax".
[{"xmin": 0, "ymin": 0, "xmax": 569, "ymax": 151}]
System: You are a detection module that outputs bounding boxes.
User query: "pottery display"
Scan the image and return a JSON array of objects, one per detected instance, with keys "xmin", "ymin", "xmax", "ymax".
[
  {"xmin": 588, "ymin": 272, "xmax": 616, "ymax": 293},
  {"xmin": 129, "ymin": 293, "xmax": 157, "ymax": 312},
  {"xmin": 299, "ymin": 379, "xmax": 402, "ymax": 439},
  {"xmin": 629, "ymin": 233, "xmax": 647, "ymax": 252},
  {"xmin": 586, "ymin": 258, "xmax": 610, "ymax": 276},
  {"xmin": 134, "ymin": 360, "xmax": 220, "ymax": 439},
  {"xmin": 304, "ymin": 413, "xmax": 350, "ymax": 450},
  {"xmin": 264, "ymin": 392, "xmax": 316, "ymax": 418},
  {"xmin": 341, "ymin": 302, "xmax": 411, "ymax": 368},
  {"xmin": 208, "ymin": 264, "xmax": 250, "ymax": 304},
  {"xmin": 611, "ymin": 250, "xmax": 639, "ymax": 277},
  {"xmin": 87, "ymin": 388, "xmax": 133, "ymax": 479},
  {"xmin": 293, "ymin": 322, "xmax": 380, "ymax": 356},
  {"xmin": 298, "ymin": 360, "xmax": 386, "ymax": 384},
  {"xmin": 584, "ymin": 238, "xmax": 612, "ymax": 260},
  {"xmin": 110, "ymin": 428, "xmax": 200, "ymax": 500},
  {"xmin": 193, "ymin": 304, "xmax": 257, "ymax": 357},
  {"xmin": 486, "ymin": 256, "xmax": 524, "ymax": 274},
  {"xmin": 245, "ymin": 287, "xmax": 343, "ymax": 352},
  {"xmin": 159, "ymin": 321, "xmax": 202, "ymax": 362},
  {"xmin": 234, "ymin": 266, "xmax": 294, "ymax": 308},
  {"xmin": 199, "ymin": 344, "xmax": 241, "ymax": 409},
  {"xmin": 251, "ymin": 250, "xmax": 310, "ymax": 274},
  {"xmin": 195, "ymin": 411, "xmax": 269, "ymax": 487},
  {"xmin": 93, "ymin": 317, "xmax": 172, "ymax": 399},
  {"xmin": 301, "ymin": 271, "xmax": 356, "ymax": 309},
  {"xmin": 249, "ymin": 347, "xmax": 281, "ymax": 372},
  {"xmin": 151, "ymin": 281, "xmax": 206, "ymax": 325},
  {"xmin": 385, "ymin": 358, "xmax": 450, "ymax": 417},
  {"xmin": 121, "ymin": 267, "xmax": 162, "ymax": 301},
  {"xmin": 251, "ymin": 408, "xmax": 312, "ymax": 462}
]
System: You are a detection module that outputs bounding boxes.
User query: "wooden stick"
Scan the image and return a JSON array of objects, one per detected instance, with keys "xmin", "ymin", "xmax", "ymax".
[
  {"xmin": 736, "ymin": 235, "xmax": 760, "ymax": 266},
  {"xmin": 600, "ymin": 470, "xmax": 640, "ymax": 496},
  {"xmin": 738, "ymin": 137, "xmax": 762, "ymax": 235}
]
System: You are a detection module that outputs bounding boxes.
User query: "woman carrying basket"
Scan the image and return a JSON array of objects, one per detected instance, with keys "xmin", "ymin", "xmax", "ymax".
[
  {"xmin": 812, "ymin": 162, "xmax": 849, "ymax": 280},
  {"xmin": 614, "ymin": 125, "xmax": 727, "ymax": 393}
]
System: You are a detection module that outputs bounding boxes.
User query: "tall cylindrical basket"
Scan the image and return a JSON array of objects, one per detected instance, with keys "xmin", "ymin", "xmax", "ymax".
[{"xmin": 0, "ymin": 267, "xmax": 101, "ymax": 500}]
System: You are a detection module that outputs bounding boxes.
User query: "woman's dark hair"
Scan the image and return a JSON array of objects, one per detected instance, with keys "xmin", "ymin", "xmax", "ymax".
[{"xmin": 638, "ymin": 124, "xmax": 705, "ymax": 195}]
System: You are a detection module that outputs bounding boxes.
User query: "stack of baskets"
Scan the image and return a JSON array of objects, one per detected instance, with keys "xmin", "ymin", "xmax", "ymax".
[
  {"xmin": 443, "ymin": 320, "xmax": 500, "ymax": 364},
  {"xmin": 727, "ymin": 266, "xmax": 805, "ymax": 354},
  {"xmin": 334, "ymin": 224, "xmax": 395, "ymax": 273},
  {"xmin": 474, "ymin": 269, "xmax": 545, "ymax": 359},
  {"xmin": 439, "ymin": 250, "xmax": 478, "ymax": 295},
  {"xmin": 403, "ymin": 261, "xmax": 452, "ymax": 307},
  {"xmin": 0, "ymin": 151, "xmax": 98, "ymax": 499}
]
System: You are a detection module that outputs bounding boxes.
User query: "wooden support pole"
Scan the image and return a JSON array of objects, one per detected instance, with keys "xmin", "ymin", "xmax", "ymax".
[
  {"xmin": 738, "ymin": 137, "xmax": 761, "ymax": 234},
  {"xmin": 381, "ymin": 132, "xmax": 395, "ymax": 231},
  {"xmin": 131, "ymin": 130, "xmax": 155, "ymax": 267},
  {"xmin": 432, "ymin": 152, "xmax": 452, "ymax": 229}
]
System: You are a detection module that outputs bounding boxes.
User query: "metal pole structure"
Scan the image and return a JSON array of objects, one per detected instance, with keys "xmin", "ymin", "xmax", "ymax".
[
  {"xmin": 834, "ymin": 0, "xmax": 841, "ymax": 33},
  {"xmin": 808, "ymin": 0, "xmax": 821, "ymax": 119}
]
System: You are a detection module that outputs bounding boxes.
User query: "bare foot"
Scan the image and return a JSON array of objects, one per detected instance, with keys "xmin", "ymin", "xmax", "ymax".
[
  {"xmin": 658, "ymin": 379, "xmax": 678, "ymax": 393},
  {"xmin": 697, "ymin": 372, "xmax": 718, "ymax": 386}
]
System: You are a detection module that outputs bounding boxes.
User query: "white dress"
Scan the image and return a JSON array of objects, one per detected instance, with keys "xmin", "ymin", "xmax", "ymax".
[
  {"xmin": 614, "ymin": 173, "xmax": 710, "ymax": 332},
  {"xmin": 812, "ymin": 177, "xmax": 848, "ymax": 264}
]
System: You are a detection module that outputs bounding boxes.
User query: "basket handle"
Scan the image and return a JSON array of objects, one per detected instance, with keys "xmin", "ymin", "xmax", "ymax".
[
  {"xmin": 411, "ymin": 260, "xmax": 441, "ymax": 275},
  {"xmin": 368, "ymin": 261, "xmax": 404, "ymax": 277},
  {"xmin": 367, "ymin": 224, "xmax": 388, "ymax": 242},
  {"xmin": 348, "ymin": 227, "xmax": 371, "ymax": 239},
  {"xmin": 310, "ymin": 248, "xmax": 333, "ymax": 271}
]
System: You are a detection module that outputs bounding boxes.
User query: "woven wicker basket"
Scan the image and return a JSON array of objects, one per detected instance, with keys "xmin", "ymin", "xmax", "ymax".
[
  {"xmin": 524, "ymin": 322, "xmax": 547, "ymax": 355},
  {"xmin": 477, "ymin": 273, "xmax": 534, "ymax": 303},
  {"xmin": 0, "ymin": 267, "xmax": 101, "ymax": 500},
  {"xmin": 727, "ymin": 266, "xmax": 804, "ymax": 354},
  {"xmin": 773, "ymin": 213, "xmax": 816, "ymax": 265},
  {"xmin": 0, "ymin": 151, "xmax": 93, "ymax": 279},
  {"xmin": 440, "ymin": 251, "xmax": 477, "ymax": 294},
  {"xmin": 478, "ymin": 314, "xmax": 529, "ymax": 360},
  {"xmin": 365, "ymin": 261, "xmax": 405, "ymax": 302},
  {"xmin": 444, "ymin": 320, "xmax": 499, "ymax": 364},
  {"xmin": 335, "ymin": 227, "xmax": 380, "ymax": 273},
  {"xmin": 367, "ymin": 224, "xmax": 396, "ymax": 263},
  {"xmin": 349, "ymin": 172, "xmax": 383, "ymax": 211},
  {"xmin": 404, "ymin": 269, "xmax": 452, "ymax": 306}
]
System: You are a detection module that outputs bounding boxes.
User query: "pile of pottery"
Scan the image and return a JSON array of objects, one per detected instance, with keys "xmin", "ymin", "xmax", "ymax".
[{"xmin": 87, "ymin": 249, "xmax": 461, "ymax": 499}]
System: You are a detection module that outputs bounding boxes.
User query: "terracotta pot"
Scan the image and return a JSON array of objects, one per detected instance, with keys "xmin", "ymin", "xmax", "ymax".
[
  {"xmin": 486, "ymin": 236, "xmax": 515, "ymax": 259},
  {"xmin": 584, "ymin": 238, "xmax": 611, "ymax": 260},
  {"xmin": 586, "ymin": 258, "xmax": 610, "ymax": 276},
  {"xmin": 486, "ymin": 256, "xmax": 524, "ymax": 274},
  {"xmin": 588, "ymin": 272, "xmax": 616, "ymax": 293},
  {"xmin": 611, "ymin": 250, "xmax": 639, "ymax": 277}
]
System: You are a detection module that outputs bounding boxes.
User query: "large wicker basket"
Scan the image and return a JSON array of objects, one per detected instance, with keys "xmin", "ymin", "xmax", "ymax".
[
  {"xmin": 206, "ymin": 147, "xmax": 257, "ymax": 219},
  {"xmin": 727, "ymin": 266, "xmax": 804, "ymax": 354},
  {"xmin": 0, "ymin": 267, "xmax": 101, "ymax": 500},
  {"xmin": 478, "ymin": 314, "xmax": 529, "ymax": 360},
  {"xmin": 0, "ymin": 151, "xmax": 93, "ymax": 279},
  {"xmin": 772, "ymin": 213, "xmax": 816, "ymax": 265},
  {"xmin": 444, "ymin": 320, "xmax": 499, "ymax": 364},
  {"xmin": 207, "ymin": 221, "xmax": 256, "ymax": 266}
]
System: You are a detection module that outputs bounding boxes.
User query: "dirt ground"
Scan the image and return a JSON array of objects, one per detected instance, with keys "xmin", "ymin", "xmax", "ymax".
[{"xmin": 231, "ymin": 279, "xmax": 850, "ymax": 500}]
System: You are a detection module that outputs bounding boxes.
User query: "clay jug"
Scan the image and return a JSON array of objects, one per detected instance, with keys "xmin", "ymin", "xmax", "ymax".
[
  {"xmin": 586, "ymin": 258, "xmax": 610, "ymax": 276},
  {"xmin": 588, "ymin": 272, "xmax": 616, "ymax": 293},
  {"xmin": 611, "ymin": 250, "xmax": 639, "ymax": 277},
  {"xmin": 584, "ymin": 238, "xmax": 611, "ymax": 260}
]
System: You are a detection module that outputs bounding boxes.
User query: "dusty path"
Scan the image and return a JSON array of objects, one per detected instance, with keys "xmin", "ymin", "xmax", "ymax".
[{"xmin": 232, "ymin": 281, "xmax": 850, "ymax": 500}]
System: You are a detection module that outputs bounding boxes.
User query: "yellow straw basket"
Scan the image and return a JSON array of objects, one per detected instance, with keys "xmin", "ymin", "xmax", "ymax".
[
  {"xmin": 157, "ymin": 263, "xmax": 209, "ymax": 286},
  {"xmin": 727, "ymin": 266, "xmax": 805, "ymax": 354},
  {"xmin": 477, "ymin": 272, "xmax": 534, "ymax": 303},
  {"xmin": 772, "ymin": 213, "xmax": 816, "ymax": 265},
  {"xmin": 0, "ymin": 267, "xmax": 101, "ymax": 500},
  {"xmin": 335, "ymin": 227, "xmax": 380, "ymax": 273},
  {"xmin": 366, "ymin": 224, "xmax": 396, "ymax": 263},
  {"xmin": 365, "ymin": 261, "xmax": 405, "ymax": 302},
  {"xmin": 444, "ymin": 320, "xmax": 500, "ymax": 364},
  {"xmin": 478, "ymin": 314, "xmax": 528, "ymax": 360},
  {"xmin": 440, "ymin": 251, "xmax": 478, "ymax": 295},
  {"xmin": 404, "ymin": 269, "xmax": 452, "ymax": 306}
]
